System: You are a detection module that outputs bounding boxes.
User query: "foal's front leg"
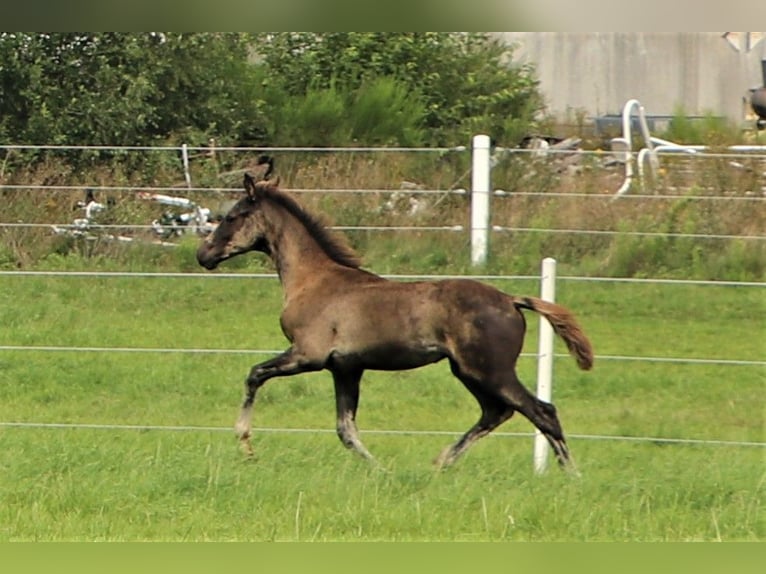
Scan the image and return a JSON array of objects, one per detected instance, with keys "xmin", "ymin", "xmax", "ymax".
[
  {"xmin": 236, "ymin": 347, "xmax": 323, "ymax": 455},
  {"xmin": 332, "ymin": 368, "xmax": 375, "ymax": 462}
]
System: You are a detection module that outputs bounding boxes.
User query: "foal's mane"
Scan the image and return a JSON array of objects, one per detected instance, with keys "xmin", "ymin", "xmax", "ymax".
[{"xmin": 259, "ymin": 182, "xmax": 362, "ymax": 269}]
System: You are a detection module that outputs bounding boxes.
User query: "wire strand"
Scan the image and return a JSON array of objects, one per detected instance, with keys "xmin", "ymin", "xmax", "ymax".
[
  {"xmin": 0, "ymin": 421, "xmax": 762, "ymax": 448},
  {"xmin": 0, "ymin": 270, "xmax": 763, "ymax": 287},
  {"xmin": 0, "ymin": 345, "xmax": 762, "ymax": 366}
]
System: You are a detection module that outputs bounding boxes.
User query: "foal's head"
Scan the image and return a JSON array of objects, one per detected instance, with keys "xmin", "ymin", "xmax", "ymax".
[{"xmin": 196, "ymin": 172, "xmax": 277, "ymax": 270}]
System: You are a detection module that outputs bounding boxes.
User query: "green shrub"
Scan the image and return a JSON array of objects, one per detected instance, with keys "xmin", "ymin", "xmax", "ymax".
[
  {"xmin": 252, "ymin": 33, "xmax": 543, "ymax": 147},
  {"xmin": 348, "ymin": 77, "xmax": 426, "ymax": 147},
  {"xmin": 661, "ymin": 107, "xmax": 741, "ymax": 145},
  {"xmin": 269, "ymin": 84, "xmax": 352, "ymax": 147}
]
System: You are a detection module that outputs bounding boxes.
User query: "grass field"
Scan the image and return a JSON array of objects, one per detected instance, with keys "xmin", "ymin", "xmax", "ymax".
[{"xmin": 0, "ymin": 268, "xmax": 763, "ymax": 541}]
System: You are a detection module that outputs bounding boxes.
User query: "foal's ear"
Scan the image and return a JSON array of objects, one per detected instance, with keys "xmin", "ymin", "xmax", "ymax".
[
  {"xmin": 243, "ymin": 172, "xmax": 262, "ymax": 200},
  {"xmin": 243, "ymin": 173, "xmax": 280, "ymax": 200}
]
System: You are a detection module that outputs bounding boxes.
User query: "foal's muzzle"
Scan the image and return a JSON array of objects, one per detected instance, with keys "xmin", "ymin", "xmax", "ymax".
[{"xmin": 196, "ymin": 241, "xmax": 221, "ymax": 270}]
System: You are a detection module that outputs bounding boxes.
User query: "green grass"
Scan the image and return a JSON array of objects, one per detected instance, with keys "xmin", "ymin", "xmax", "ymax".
[
  {"xmin": 1, "ymin": 429, "xmax": 761, "ymax": 541},
  {"xmin": 0, "ymin": 270, "xmax": 763, "ymax": 541}
]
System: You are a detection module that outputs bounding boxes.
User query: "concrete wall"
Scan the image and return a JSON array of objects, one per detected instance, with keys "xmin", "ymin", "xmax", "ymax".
[{"xmin": 497, "ymin": 32, "xmax": 766, "ymax": 123}]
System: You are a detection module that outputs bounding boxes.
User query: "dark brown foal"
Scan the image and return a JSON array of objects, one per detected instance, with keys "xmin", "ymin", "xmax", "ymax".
[{"xmin": 197, "ymin": 172, "xmax": 593, "ymax": 469}]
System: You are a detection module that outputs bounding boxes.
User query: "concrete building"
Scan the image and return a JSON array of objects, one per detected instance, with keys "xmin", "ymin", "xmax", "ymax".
[{"xmin": 498, "ymin": 32, "xmax": 766, "ymax": 127}]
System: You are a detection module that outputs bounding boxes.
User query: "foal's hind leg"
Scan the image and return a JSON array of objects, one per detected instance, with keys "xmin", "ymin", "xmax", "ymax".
[
  {"xmin": 435, "ymin": 394, "xmax": 514, "ymax": 469},
  {"xmin": 435, "ymin": 370, "xmax": 515, "ymax": 469},
  {"xmin": 332, "ymin": 368, "xmax": 375, "ymax": 462},
  {"xmin": 505, "ymin": 381, "xmax": 576, "ymax": 472},
  {"xmin": 438, "ymin": 355, "xmax": 574, "ymax": 471}
]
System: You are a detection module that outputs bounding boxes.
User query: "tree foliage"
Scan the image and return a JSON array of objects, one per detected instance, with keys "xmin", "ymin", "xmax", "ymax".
[
  {"xmin": 0, "ymin": 33, "xmax": 263, "ymax": 149},
  {"xmin": 251, "ymin": 32, "xmax": 543, "ymax": 146},
  {"xmin": 0, "ymin": 32, "xmax": 542, "ymax": 162}
]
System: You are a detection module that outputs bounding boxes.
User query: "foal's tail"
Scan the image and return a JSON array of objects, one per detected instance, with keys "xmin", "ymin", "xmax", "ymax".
[{"xmin": 512, "ymin": 296, "xmax": 594, "ymax": 370}]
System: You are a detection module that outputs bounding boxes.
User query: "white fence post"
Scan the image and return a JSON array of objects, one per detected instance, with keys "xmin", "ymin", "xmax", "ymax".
[
  {"xmin": 533, "ymin": 257, "xmax": 556, "ymax": 474},
  {"xmin": 470, "ymin": 134, "xmax": 491, "ymax": 266},
  {"xmin": 181, "ymin": 144, "xmax": 192, "ymax": 189}
]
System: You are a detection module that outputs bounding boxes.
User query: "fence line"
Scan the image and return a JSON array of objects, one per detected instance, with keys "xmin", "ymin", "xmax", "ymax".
[
  {"xmin": 2, "ymin": 222, "xmax": 466, "ymax": 233},
  {"xmin": 0, "ymin": 144, "xmax": 464, "ymax": 153},
  {"xmin": 497, "ymin": 145, "xmax": 766, "ymax": 162},
  {"xmin": 3, "ymin": 221, "xmax": 761, "ymax": 241},
  {"xmin": 4, "ymin": 137, "xmax": 764, "ymax": 265},
  {"xmin": 494, "ymin": 190, "xmax": 766, "ymax": 201},
  {"xmin": 4, "ymin": 182, "xmax": 763, "ymax": 202},
  {"xmin": 1, "ymin": 269, "xmax": 763, "ymax": 287},
  {"xmin": 491, "ymin": 226, "xmax": 765, "ymax": 241},
  {"xmin": 1, "ymin": 421, "xmax": 762, "ymax": 449},
  {"xmin": 1, "ymin": 345, "xmax": 762, "ymax": 367},
  {"xmin": 0, "ymin": 183, "xmax": 469, "ymax": 196}
]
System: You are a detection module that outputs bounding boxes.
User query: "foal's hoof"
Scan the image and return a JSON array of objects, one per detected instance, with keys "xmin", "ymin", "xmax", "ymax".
[
  {"xmin": 555, "ymin": 456, "xmax": 581, "ymax": 477},
  {"xmin": 238, "ymin": 436, "xmax": 255, "ymax": 458},
  {"xmin": 562, "ymin": 460, "xmax": 581, "ymax": 478},
  {"xmin": 432, "ymin": 448, "xmax": 453, "ymax": 470}
]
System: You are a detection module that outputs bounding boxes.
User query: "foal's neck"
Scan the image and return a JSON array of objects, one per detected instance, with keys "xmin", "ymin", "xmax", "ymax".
[{"xmin": 266, "ymin": 205, "xmax": 337, "ymax": 293}]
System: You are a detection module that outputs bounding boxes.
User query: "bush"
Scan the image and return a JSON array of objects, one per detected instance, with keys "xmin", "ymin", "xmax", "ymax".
[
  {"xmin": 251, "ymin": 33, "xmax": 543, "ymax": 147},
  {"xmin": 264, "ymin": 76, "xmax": 427, "ymax": 147},
  {"xmin": 661, "ymin": 107, "xmax": 741, "ymax": 145},
  {"xmin": 269, "ymin": 84, "xmax": 352, "ymax": 147},
  {"xmin": 0, "ymin": 33, "xmax": 264, "ymax": 169},
  {"xmin": 348, "ymin": 77, "xmax": 426, "ymax": 147}
]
